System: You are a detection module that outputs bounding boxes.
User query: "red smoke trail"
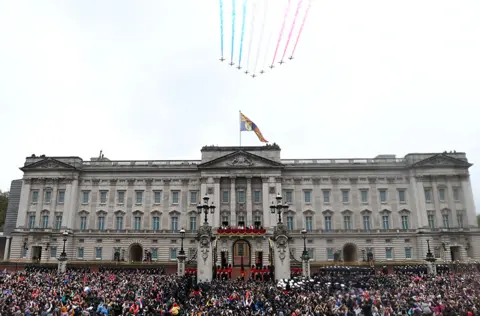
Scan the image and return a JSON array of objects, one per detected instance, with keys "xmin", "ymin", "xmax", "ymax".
[
  {"xmin": 289, "ymin": 0, "xmax": 311, "ymax": 59},
  {"xmin": 281, "ymin": 0, "xmax": 303, "ymax": 62},
  {"xmin": 270, "ymin": 0, "xmax": 292, "ymax": 66}
]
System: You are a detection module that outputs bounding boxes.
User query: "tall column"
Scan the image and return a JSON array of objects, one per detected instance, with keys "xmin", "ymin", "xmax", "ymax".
[
  {"xmin": 3, "ymin": 237, "xmax": 11, "ymax": 260},
  {"xmin": 177, "ymin": 253, "xmax": 186, "ymax": 276},
  {"xmin": 262, "ymin": 177, "xmax": 270, "ymax": 228},
  {"xmin": 273, "ymin": 224, "xmax": 291, "ymax": 281},
  {"xmin": 16, "ymin": 179, "xmax": 32, "ymax": 228},
  {"xmin": 302, "ymin": 257, "xmax": 311, "ymax": 278},
  {"xmin": 197, "ymin": 225, "xmax": 213, "ymax": 282},
  {"xmin": 246, "ymin": 177, "xmax": 252, "ymax": 227},
  {"xmin": 66, "ymin": 178, "xmax": 79, "ymax": 230},
  {"xmin": 460, "ymin": 176, "xmax": 477, "ymax": 228},
  {"xmin": 230, "ymin": 177, "xmax": 236, "ymax": 226},
  {"xmin": 213, "ymin": 177, "xmax": 221, "ymax": 228},
  {"xmin": 414, "ymin": 178, "xmax": 428, "ymax": 228}
]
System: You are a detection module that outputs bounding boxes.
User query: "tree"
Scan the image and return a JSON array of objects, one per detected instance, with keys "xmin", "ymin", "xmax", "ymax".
[{"xmin": 0, "ymin": 190, "xmax": 8, "ymax": 231}]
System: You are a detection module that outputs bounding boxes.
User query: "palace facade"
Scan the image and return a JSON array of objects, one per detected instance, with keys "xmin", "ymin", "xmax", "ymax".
[{"xmin": 4, "ymin": 145, "xmax": 480, "ymax": 268}]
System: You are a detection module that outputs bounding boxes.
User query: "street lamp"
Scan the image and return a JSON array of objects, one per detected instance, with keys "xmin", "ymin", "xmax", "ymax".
[
  {"xmin": 179, "ymin": 228, "xmax": 186, "ymax": 256},
  {"xmin": 60, "ymin": 231, "xmax": 68, "ymax": 258},
  {"xmin": 301, "ymin": 229, "xmax": 308, "ymax": 258},
  {"xmin": 425, "ymin": 239, "xmax": 436, "ymax": 263},
  {"xmin": 197, "ymin": 194, "xmax": 216, "ymax": 225},
  {"xmin": 270, "ymin": 193, "xmax": 289, "ymax": 224}
]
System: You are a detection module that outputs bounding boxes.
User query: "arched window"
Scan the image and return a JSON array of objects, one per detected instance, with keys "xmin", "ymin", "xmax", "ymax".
[
  {"xmin": 151, "ymin": 211, "xmax": 162, "ymax": 231},
  {"xmin": 303, "ymin": 210, "xmax": 314, "ymax": 232},
  {"xmin": 380, "ymin": 209, "xmax": 391, "ymax": 230},
  {"xmin": 79, "ymin": 210, "xmax": 89, "ymax": 231},
  {"xmin": 133, "ymin": 210, "xmax": 144, "ymax": 231},
  {"xmin": 170, "ymin": 210, "xmax": 180, "ymax": 232},
  {"xmin": 361, "ymin": 209, "xmax": 372, "ymax": 231},
  {"xmin": 441, "ymin": 208, "xmax": 451, "ymax": 228},
  {"xmin": 399, "ymin": 209, "xmax": 411, "ymax": 230},
  {"xmin": 114, "ymin": 210, "xmax": 125, "ymax": 231},
  {"xmin": 322, "ymin": 210, "xmax": 333, "ymax": 232},
  {"xmin": 41, "ymin": 210, "xmax": 50, "ymax": 229},
  {"xmin": 341, "ymin": 210, "xmax": 353, "ymax": 230},
  {"xmin": 97, "ymin": 210, "xmax": 107, "ymax": 231}
]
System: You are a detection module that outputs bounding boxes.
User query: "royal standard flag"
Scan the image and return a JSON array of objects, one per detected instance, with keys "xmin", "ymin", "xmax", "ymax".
[{"xmin": 240, "ymin": 112, "xmax": 268, "ymax": 143}]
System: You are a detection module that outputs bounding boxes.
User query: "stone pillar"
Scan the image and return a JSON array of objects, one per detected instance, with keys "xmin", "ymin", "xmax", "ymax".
[
  {"xmin": 246, "ymin": 177, "xmax": 252, "ymax": 227},
  {"xmin": 3, "ymin": 237, "xmax": 11, "ymax": 260},
  {"xmin": 177, "ymin": 252, "xmax": 186, "ymax": 276},
  {"xmin": 426, "ymin": 261, "xmax": 437, "ymax": 275},
  {"xmin": 415, "ymin": 179, "xmax": 428, "ymax": 228},
  {"xmin": 273, "ymin": 223, "xmax": 291, "ymax": 281},
  {"xmin": 230, "ymin": 177, "xmax": 236, "ymax": 226},
  {"xmin": 197, "ymin": 224, "xmax": 214, "ymax": 282},
  {"xmin": 66, "ymin": 178, "xmax": 79, "ymax": 230},
  {"xmin": 16, "ymin": 179, "xmax": 32, "ymax": 228},
  {"xmin": 262, "ymin": 177, "xmax": 270, "ymax": 228},
  {"xmin": 57, "ymin": 259, "xmax": 67, "ymax": 273},
  {"xmin": 460, "ymin": 177, "xmax": 477, "ymax": 228},
  {"xmin": 213, "ymin": 178, "xmax": 221, "ymax": 228}
]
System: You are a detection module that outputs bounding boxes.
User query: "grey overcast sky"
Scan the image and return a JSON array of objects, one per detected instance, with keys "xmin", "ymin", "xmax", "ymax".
[{"xmin": 0, "ymin": 1, "xmax": 479, "ymax": 212}]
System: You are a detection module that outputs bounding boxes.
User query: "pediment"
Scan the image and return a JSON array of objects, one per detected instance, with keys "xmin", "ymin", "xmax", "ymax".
[
  {"xmin": 198, "ymin": 150, "xmax": 284, "ymax": 169},
  {"xmin": 21, "ymin": 158, "xmax": 77, "ymax": 171},
  {"xmin": 410, "ymin": 154, "xmax": 472, "ymax": 169}
]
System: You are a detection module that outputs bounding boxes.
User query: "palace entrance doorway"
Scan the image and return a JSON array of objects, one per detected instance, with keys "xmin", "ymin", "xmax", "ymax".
[
  {"xmin": 232, "ymin": 240, "xmax": 251, "ymax": 267},
  {"xmin": 129, "ymin": 244, "xmax": 143, "ymax": 262}
]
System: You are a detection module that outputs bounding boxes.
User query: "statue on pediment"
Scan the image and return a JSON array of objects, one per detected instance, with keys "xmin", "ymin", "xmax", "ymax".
[{"xmin": 228, "ymin": 155, "xmax": 254, "ymax": 166}]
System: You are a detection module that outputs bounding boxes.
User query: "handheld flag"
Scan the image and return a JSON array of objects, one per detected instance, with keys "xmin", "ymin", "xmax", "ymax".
[{"xmin": 240, "ymin": 112, "xmax": 268, "ymax": 143}]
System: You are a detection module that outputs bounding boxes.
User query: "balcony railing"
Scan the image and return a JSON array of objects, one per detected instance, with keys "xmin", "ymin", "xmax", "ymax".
[{"xmin": 217, "ymin": 228, "xmax": 266, "ymax": 236}]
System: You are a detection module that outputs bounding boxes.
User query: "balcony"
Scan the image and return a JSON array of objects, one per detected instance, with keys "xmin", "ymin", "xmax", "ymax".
[{"xmin": 216, "ymin": 227, "xmax": 266, "ymax": 236}]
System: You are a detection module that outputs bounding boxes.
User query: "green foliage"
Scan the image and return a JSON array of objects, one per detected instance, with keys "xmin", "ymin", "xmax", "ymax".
[{"xmin": 0, "ymin": 190, "xmax": 8, "ymax": 231}]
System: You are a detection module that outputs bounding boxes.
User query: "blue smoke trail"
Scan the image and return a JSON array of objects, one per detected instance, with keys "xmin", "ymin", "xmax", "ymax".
[
  {"xmin": 237, "ymin": 0, "xmax": 248, "ymax": 67},
  {"xmin": 219, "ymin": 0, "xmax": 224, "ymax": 58},
  {"xmin": 230, "ymin": 0, "xmax": 236, "ymax": 64}
]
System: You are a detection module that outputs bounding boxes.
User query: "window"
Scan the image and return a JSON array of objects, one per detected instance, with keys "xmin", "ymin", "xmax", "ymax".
[
  {"xmin": 323, "ymin": 190, "xmax": 330, "ymax": 203},
  {"xmin": 171, "ymin": 216, "xmax": 178, "ymax": 232},
  {"xmin": 404, "ymin": 247, "xmax": 412, "ymax": 259},
  {"xmin": 98, "ymin": 216, "xmax": 105, "ymax": 230},
  {"xmin": 428, "ymin": 214, "xmax": 435, "ymax": 229},
  {"xmin": 32, "ymin": 190, "xmax": 39, "ymax": 203},
  {"xmin": 360, "ymin": 190, "xmax": 368, "ymax": 203},
  {"xmin": 77, "ymin": 247, "xmax": 84, "ymax": 259},
  {"xmin": 55, "ymin": 215, "xmax": 62, "ymax": 230},
  {"xmin": 398, "ymin": 190, "xmax": 406, "ymax": 203},
  {"xmin": 342, "ymin": 190, "xmax": 349, "ymax": 203},
  {"xmin": 379, "ymin": 190, "xmax": 387, "ymax": 202},
  {"xmin": 382, "ymin": 215, "xmax": 390, "ymax": 230},
  {"xmin": 453, "ymin": 188, "xmax": 460, "ymax": 201},
  {"xmin": 363, "ymin": 216, "xmax": 371, "ymax": 231},
  {"xmin": 28, "ymin": 215, "xmax": 36, "ymax": 228},
  {"xmin": 134, "ymin": 216, "xmax": 141, "ymax": 230},
  {"xmin": 457, "ymin": 214, "xmax": 464, "ymax": 228},
  {"xmin": 57, "ymin": 190, "xmax": 65, "ymax": 203},
  {"xmin": 95, "ymin": 247, "xmax": 102, "ymax": 259},
  {"xmin": 50, "ymin": 247, "xmax": 57, "ymax": 258},
  {"xmin": 238, "ymin": 215, "xmax": 245, "ymax": 226},
  {"xmin": 442, "ymin": 214, "xmax": 449, "ymax": 228},
  {"xmin": 82, "ymin": 191, "xmax": 89, "ymax": 204},
  {"xmin": 116, "ymin": 216, "xmax": 123, "ymax": 230},
  {"xmin": 100, "ymin": 191, "xmax": 107, "ymax": 204},
  {"xmin": 401, "ymin": 215, "xmax": 409, "ymax": 230},
  {"xmin": 343, "ymin": 215, "xmax": 352, "ymax": 230},
  {"xmin": 438, "ymin": 188, "xmax": 445, "ymax": 201},
  {"xmin": 22, "ymin": 248, "xmax": 27, "ymax": 258},
  {"xmin": 190, "ymin": 191, "xmax": 198, "ymax": 204},
  {"xmin": 171, "ymin": 191, "xmax": 179, "ymax": 204},
  {"xmin": 254, "ymin": 190, "xmax": 261, "ymax": 203},
  {"xmin": 287, "ymin": 216, "xmax": 294, "ymax": 230},
  {"xmin": 154, "ymin": 191, "xmax": 162, "ymax": 204},
  {"xmin": 42, "ymin": 215, "xmax": 49, "ymax": 228},
  {"xmin": 222, "ymin": 215, "xmax": 229, "ymax": 225},
  {"xmin": 135, "ymin": 191, "xmax": 143, "ymax": 204},
  {"xmin": 285, "ymin": 191, "xmax": 293, "ymax": 203},
  {"xmin": 222, "ymin": 191, "xmax": 229, "ymax": 203},
  {"xmin": 385, "ymin": 247, "xmax": 393, "ymax": 259},
  {"xmin": 327, "ymin": 248, "xmax": 334, "ymax": 260},
  {"xmin": 237, "ymin": 191, "xmax": 246, "ymax": 203},
  {"xmin": 151, "ymin": 248, "xmax": 158, "ymax": 259},
  {"xmin": 44, "ymin": 190, "xmax": 52, "ymax": 203},
  {"xmin": 424, "ymin": 189, "xmax": 431, "ymax": 202},
  {"xmin": 117, "ymin": 191, "xmax": 125, "ymax": 204},
  {"xmin": 304, "ymin": 190, "xmax": 311, "ymax": 203},
  {"xmin": 170, "ymin": 248, "xmax": 177, "ymax": 260},
  {"xmin": 305, "ymin": 216, "xmax": 313, "ymax": 232},
  {"xmin": 434, "ymin": 247, "xmax": 441, "ymax": 258},
  {"xmin": 190, "ymin": 216, "xmax": 197, "ymax": 232},
  {"xmin": 80, "ymin": 216, "xmax": 87, "ymax": 231},
  {"xmin": 153, "ymin": 216, "xmax": 160, "ymax": 231},
  {"xmin": 254, "ymin": 215, "xmax": 261, "ymax": 225},
  {"xmin": 324, "ymin": 216, "xmax": 332, "ymax": 232}
]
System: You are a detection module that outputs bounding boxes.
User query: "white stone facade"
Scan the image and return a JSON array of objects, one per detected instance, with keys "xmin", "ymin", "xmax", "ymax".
[{"xmin": 8, "ymin": 145, "xmax": 480, "ymax": 266}]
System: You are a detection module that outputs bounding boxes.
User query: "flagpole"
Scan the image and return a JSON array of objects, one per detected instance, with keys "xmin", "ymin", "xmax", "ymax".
[{"xmin": 239, "ymin": 110, "xmax": 242, "ymax": 147}]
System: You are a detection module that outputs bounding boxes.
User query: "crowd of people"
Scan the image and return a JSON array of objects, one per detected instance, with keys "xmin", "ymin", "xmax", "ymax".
[{"xmin": 1, "ymin": 264, "xmax": 479, "ymax": 315}]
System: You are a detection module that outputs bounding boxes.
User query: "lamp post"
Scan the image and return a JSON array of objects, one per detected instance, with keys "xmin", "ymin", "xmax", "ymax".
[
  {"xmin": 177, "ymin": 228, "xmax": 186, "ymax": 276},
  {"xmin": 270, "ymin": 193, "xmax": 289, "ymax": 224},
  {"xmin": 301, "ymin": 228, "xmax": 310, "ymax": 278},
  {"xmin": 197, "ymin": 194, "xmax": 216, "ymax": 225},
  {"xmin": 57, "ymin": 231, "xmax": 68, "ymax": 273},
  {"xmin": 425, "ymin": 239, "xmax": 437, "ymax": 275}
]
